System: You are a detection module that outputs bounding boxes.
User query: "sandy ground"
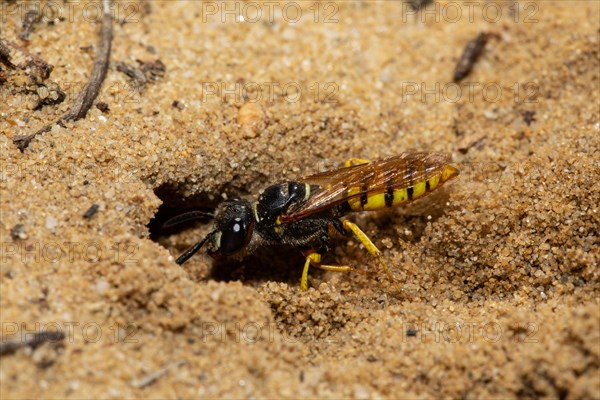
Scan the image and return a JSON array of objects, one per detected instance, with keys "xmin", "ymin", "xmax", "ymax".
[{"xmin": 1, "ymin": 0, "xmax": 599, "ymax": 398}]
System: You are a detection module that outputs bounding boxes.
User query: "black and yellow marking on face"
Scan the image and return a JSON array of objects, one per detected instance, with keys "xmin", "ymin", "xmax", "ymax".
[{"xmin": 303, "ymin": 183, "xmax": 311, "ymax": 200}]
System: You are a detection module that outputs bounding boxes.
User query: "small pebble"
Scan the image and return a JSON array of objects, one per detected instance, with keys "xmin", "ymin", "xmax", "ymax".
[
  {"xmin": 237, "ymin": 102, "xmax": 265, "ymax": 138},
  {"xmin": 10, "ymin": 224, "xmax": 27, "ymax": 240},
  {"xmin": 45, "ymin": 216, "xmax": 58, "ymax": 231},
  {"xmin": 96, "ymin": 279, "xmax": 109, "ymax": 295}
]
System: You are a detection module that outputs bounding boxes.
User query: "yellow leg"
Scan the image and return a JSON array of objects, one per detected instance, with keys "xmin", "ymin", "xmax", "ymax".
[
  {"xmin": 316, "ymin": 264, "xmax": 351, "ymax": 272},
  {"xmin": 300, "ymin": 252, "xmax": 351, "ymax": 291},
  {"xmin": 300, "ymin": 255, "xmax": 314, "ymax": 291},
  {"xmin": 344, "ymin": 158, "xmax": 371, "ymax": 167},
  {"xmin": 342, "ymin": 220, "xmax": 402, "ymax": 294}
]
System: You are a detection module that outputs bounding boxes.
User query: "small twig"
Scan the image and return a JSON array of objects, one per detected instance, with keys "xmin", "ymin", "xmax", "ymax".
[
  {"xmin": 83, "ymin": 203, "xmax": 100, "ymax": 219},
  {"xmin": 19, "ymin": 9, "xmax": 41, "ymax": 41},
  {"xmin": 0, "ymin": 40, "xmax": 16, "ymax": 69},
  {"xmin": 453, "ymin": 32, "xmax": 495, "ymax": 82},
  {"xmin": 0, "ymin": 38, "xmax": 53, "ymax": 80},
  {"xmin": 13, "ymin": 0, "xmax": 113, "ymax": 151},
  {"xmin": 458, "ymin": 133, "xmax": 487, "ymax": 154},
  {"xmin": 130, "ymin": 360, "xmax": 187, "ymax": 388},
  {"xmin": 0, "ymin": 331, "xmax": 65, "ymax": 356}
]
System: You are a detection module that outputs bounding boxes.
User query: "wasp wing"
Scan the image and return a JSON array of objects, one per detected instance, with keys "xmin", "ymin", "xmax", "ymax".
[{"xmin": 280, "ymin": 152, "xmax": 453, "ymax": 223}]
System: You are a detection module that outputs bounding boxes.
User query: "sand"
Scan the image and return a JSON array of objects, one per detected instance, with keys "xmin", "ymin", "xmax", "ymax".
[{"xmin": 1, "ymin": 0, "xmax": 599, "ymax": 398}]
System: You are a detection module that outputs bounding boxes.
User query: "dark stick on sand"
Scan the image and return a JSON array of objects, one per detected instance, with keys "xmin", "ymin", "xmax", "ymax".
[
  {"xmin": 13, "ymin": 0, "xmax": 114, "ymax": 151},
  {"xmin": 453, "ymin": 32, "xmax": 491, "ymax": 82},
  {"xmin": 0, "ymin": 330, "xmax": 65, "ymax": 356},
  {"xmin": 18, "ymin": 9, "xmax": 41, "ymax": 41}
]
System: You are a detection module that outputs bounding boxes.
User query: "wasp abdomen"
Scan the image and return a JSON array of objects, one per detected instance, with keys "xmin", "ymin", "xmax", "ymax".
[{"xmin": 347, "ymin": 164, "xmax": 458, "ymax": 212}]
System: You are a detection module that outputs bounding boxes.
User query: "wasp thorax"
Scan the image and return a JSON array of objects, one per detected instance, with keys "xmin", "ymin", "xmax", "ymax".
[
  {"xmin": 255, "ymin": 182, "xmax": 309, "ymax": 226},
  {"xmin": 210, "ymin": 200, "xmax": 254, "ymax": 257}
]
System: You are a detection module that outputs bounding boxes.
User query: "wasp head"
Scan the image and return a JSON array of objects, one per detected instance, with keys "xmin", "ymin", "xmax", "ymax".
[
  {"xmin": 170, "ymin": 199, "xmax": 255, "ymax": 265},
  {"xmin": 205, "ymin": 199, "xmax": 254, "ymax": 258}
]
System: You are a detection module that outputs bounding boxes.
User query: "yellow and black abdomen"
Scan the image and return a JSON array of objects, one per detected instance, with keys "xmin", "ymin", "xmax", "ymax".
[{"xmin": 346, "ymin": 162, "xmax": 459, "ymax": 212}]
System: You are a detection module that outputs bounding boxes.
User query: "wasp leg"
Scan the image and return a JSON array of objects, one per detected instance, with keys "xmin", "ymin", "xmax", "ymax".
[
  {"xmin": 331, "ymin": 219, "xmax": 349, "ymax": 236},
  {"xmin": 300, "ymin": 250, "xmax": 350, "ymax": 291},
  {"xmin": 301, "ymin": 252, "xmax": 318, "ymax": 291},
  {"xmin": 344, "ymin": 158, "xmax": 372, "ymax": 167},
  {"xmin": 342, "ymin": 220, "xmax": 402, "ymax": 294}
]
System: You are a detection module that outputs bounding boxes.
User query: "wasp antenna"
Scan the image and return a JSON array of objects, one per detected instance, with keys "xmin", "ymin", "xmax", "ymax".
[
  {"xmin": 163, "ymin": 211, "xmax": 214, "ymax": 229},
  {"xmin": 175, "ymin": 234, "xmax": 212, "ymax": 265}
]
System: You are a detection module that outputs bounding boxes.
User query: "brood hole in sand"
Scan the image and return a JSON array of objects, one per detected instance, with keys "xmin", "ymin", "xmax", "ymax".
[
  {"xmin": 148, "ymin": 182, "xmax": 310, "ymax": 286},
  {"xmin": 148, "ymin": 182, "xmax": 218, "ymax": 242}
]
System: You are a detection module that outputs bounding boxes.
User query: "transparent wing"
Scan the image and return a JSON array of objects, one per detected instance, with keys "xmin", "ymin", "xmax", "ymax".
[{"xmin": 280, "ymin": 152, "xmax": 452, "ymax": 222}]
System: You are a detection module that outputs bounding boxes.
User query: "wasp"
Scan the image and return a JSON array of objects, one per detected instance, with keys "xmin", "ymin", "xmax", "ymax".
[{"xmin": 166, "ymin": 153, "xmax": 459, "ymax": 292}]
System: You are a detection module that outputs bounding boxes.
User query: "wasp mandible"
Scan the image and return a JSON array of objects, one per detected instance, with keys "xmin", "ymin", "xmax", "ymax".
[{"xmin": 166, "ymin": 153, "xmax": 459, "ymax": 292}]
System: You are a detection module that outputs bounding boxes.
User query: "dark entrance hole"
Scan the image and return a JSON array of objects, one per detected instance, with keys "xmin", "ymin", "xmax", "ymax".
[
  {"xmin": 148, "ymin": 182, "xmax": 316, "ymax": 287},
  {"xmin": 147, "ymin": 182, "xmax": 218, "ymax": 242}
]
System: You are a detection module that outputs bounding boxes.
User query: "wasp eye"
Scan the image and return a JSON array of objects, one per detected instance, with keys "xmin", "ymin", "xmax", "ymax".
[
  {"xmin": 210, "ymin": 201, "xmax": 254, "ymax": 257},
  {"xmin": 218, "ymin": 217, "xmax": 252, "ymax": 255}
]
